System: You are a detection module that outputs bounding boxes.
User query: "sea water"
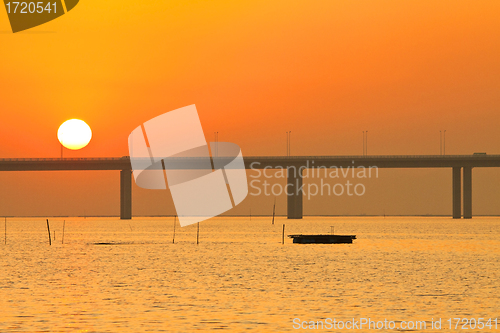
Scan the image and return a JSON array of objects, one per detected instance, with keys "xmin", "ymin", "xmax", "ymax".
[{"xmin": 0, "ymin": 217, "xmax": 498, "ymax": 332}]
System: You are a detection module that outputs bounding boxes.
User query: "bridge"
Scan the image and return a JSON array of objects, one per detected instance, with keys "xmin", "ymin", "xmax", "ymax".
[{"xmin": 1, "ymin": 154, "xmax": 499, "ymax": 219}]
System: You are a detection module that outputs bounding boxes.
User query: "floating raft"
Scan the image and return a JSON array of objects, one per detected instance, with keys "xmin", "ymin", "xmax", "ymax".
[{"xmin": 288, "ymin": 234, "xmax": 356, "ymax": 244}]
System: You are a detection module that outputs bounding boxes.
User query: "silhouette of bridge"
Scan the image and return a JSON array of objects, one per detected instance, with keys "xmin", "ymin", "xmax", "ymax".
[{"xmin": 1, "ymin": 154, "xmax": 499, "ymax": 219}]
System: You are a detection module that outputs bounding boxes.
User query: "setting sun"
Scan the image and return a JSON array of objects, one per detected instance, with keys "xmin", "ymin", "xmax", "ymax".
[{"xmin": 57, "ymin": 119, "xmax": 92, "ymax": 150}]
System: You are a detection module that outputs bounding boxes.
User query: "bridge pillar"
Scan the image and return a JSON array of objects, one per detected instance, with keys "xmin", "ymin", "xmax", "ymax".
[
  {"xmin": 452, "ymin": 167, "xmax": 461, "ymax": 219},
  {"xmin": 287, "ymin": 166, "xmax": 303, "ymax": 219},
  {"xmin": 120, "ymin": 169, "xmax": 132, "ymax": 219},
  {"xmin": 463, "ymin": 167, "xmax": 472, "ymax": 219}
]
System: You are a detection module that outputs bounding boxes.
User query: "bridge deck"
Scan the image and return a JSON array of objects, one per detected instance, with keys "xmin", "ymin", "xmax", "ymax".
[
  {"xmin": 0, "ymin": 155, "xmax": 495, "ymax": 220},
  {"xmin": 0, "ymin": 155, "xmax": 500, "ymax": 171}
]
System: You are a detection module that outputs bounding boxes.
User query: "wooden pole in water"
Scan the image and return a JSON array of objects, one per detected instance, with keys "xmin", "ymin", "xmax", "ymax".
[
  {"xmin": 4, "ymin": 217, "xmax": 6, "ymax": 245},
  {"xmin": 173, "ymin": 215, "xmax": 176, "ymax": 244},
  {"xmin": 272, "ymin": 199, "xmax": 276, "ymax": 225},
  {"xmin": 62, "ymin": 220, "xmax": 65, "ymax": 245},
  {"xmin": 53, "ymin": 230, "xmax": 56, "ymax": 241},
  {"xmin": 196, "ymin": 222, "xmax": 200, "ymax": 245},
  {"xmin": 46, "ymin": 219, "xmax": 52, "ymax": 246},
  {"xmin": 282, "ymin": 224, "xmax": 285, "ymax": 244}
]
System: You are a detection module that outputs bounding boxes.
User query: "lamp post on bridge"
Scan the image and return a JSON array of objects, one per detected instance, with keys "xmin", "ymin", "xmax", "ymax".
[
  {"xmin": 362, "ymin": 131, "xmax": 365, "ymax": 156},
  {"xmin": 439, "ymin": 130, "xmax": 447, "ymax": 155},
  {"xmin": 444, "ymin": 130, "xmax": 446, "ymax": 155},
  {"xmin": 363, "ymin": 131, "xmax": 368, "ymax": 156},
  {"xmin": 286, "ymin": 131, "xmax": 288, "ymax": 156},
  {"xmin": 286, "ymin": 131, "xmax": 291, "ymax": 156},
  {"xmin": 214, "ymin": 132, "xmax": 218, "ymax": 157}
]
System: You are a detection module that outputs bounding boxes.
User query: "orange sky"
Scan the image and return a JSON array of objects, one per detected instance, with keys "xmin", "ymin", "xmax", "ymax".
[{"xmin": 1, "ymin": 0, "xmax": 500, "ymax": 217}]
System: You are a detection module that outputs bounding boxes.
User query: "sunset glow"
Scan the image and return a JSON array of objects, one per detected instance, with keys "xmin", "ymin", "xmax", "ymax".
[{"xmin": 1, "ymin": 1, "xmax": 500, "ymax": 331}]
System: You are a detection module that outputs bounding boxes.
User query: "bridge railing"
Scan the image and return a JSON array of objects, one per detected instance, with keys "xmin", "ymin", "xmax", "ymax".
[
  {"xmin": 0, "ymin": 155, "xmax": 499, "ymax": 162},
  {"xmin": 243, "ymin": 154, "xmax": 500, "ymax": 159},
  {"xmin": 0, "ymin": 157, "xmax": 129, "ymax": 162}
]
